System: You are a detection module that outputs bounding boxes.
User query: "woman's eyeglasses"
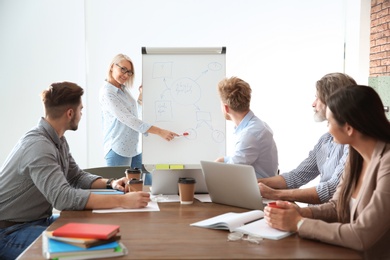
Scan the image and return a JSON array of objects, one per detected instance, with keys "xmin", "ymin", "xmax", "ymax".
[
  {"xmin": 227, "ymin": 231, "xmax": 263, "ymax": 244},
  {"xmin": 115, "ymin": 64, "xmax": 133, "ymax": 76}
]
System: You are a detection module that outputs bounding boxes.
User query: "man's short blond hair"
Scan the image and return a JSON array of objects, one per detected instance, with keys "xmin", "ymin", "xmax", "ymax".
[{"xmin": 217, "ymin": 77, "xmax": 251, "ymax": 112}]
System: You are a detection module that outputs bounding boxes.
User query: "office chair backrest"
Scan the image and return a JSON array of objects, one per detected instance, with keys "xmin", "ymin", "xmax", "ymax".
[{"xmin": 83, "ymin": 166, "xmax": 129, "ymax": 179}]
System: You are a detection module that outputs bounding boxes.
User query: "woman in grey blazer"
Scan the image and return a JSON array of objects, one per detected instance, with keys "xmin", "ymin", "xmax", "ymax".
[{"xmin": 264, "ymin": 85, "xmax": 390, "ymax": 260}]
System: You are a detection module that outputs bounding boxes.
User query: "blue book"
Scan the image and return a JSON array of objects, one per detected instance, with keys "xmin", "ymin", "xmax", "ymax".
[
  {"xmin": 42, "ymin": 231, "xmax": 128, "ymax": 259},
  {"xmin": 91, "ymin": 190, "xmax": 124, "ymax": 195},
  {"xmin": 83, "ymin": 189, "xmax": 124, "ymax": 195}
]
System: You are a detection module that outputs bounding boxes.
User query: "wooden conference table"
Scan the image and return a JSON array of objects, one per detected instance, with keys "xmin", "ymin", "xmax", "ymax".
[{"xmin": 18, "ymin": 200, "xmax": 362, "ymax": 260}]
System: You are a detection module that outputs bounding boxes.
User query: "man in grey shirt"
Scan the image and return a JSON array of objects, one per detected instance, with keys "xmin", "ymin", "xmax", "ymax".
[
  {"xmin": 258, "ymin": 73, "xmax": 356, "ymax": 204},
  {"xmin": 0, "ymin": 82, "xmax": 150, "ymax": 260}
]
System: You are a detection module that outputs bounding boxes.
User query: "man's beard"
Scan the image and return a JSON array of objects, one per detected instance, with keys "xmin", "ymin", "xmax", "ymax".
[
  {"xmin": 70, "ymin": 116, "xmax": 79, "ymax": 131},
  {"xmin": 313, "ymin": 109, "xmax": 326, "ymax": 122}
]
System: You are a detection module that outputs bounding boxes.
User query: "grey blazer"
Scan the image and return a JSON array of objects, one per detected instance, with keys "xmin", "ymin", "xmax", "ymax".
[{"xmin": 299, "ymin": 141, "xmax": 390, "ymax": 260}]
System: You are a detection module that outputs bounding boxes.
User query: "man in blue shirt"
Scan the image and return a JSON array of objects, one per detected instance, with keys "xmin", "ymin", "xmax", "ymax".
[
  {"xmin": 215, "ymin": 77, "xmax": 278, "ymax": 178},
  {"xmin": 258, "ymin": 73, "xmax": 356, "ymax": 204}
]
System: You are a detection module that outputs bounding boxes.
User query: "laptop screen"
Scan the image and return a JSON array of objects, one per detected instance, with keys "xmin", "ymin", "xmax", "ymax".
[
  {"xmin": 200, "ymin": 161, "xmax": 264, "ymax": 210},
  {"xmin": 151, "ymin": 169, "xmax": 208, "ymax": 195}
]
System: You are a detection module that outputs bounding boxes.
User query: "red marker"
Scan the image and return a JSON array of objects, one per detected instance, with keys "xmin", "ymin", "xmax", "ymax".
[
  {"xmin": 175, "ymin": 132, "xmax": 190, "ymax": 138},
  {"xmin": 268, "ymin": 202, "xmax": 280, "ymax": 208}
]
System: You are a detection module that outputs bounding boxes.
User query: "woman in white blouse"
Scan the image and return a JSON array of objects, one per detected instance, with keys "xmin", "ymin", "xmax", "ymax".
[{"xmin": 99, "ymin": 54, "xmax": 178, "ymax": 169}]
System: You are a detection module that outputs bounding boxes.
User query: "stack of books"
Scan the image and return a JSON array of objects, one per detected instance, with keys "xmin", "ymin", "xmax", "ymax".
[{"xmin": 42, "ymin": 222, "xmax": 128, "ymax": 259}]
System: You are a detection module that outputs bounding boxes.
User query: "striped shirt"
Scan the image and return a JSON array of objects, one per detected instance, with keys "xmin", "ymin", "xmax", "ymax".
[
  {"xmin": 0, "ymin": 118, "xmax": 100, "ymax": 222},
  {"xmin": 281, "ymin": 132, "xmax": 348, "ymax": 203}
]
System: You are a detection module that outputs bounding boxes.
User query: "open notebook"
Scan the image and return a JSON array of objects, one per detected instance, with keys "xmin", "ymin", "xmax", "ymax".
[{"xmin": 190, "ymin": 210, "xmax": 293, "ymax": 240}]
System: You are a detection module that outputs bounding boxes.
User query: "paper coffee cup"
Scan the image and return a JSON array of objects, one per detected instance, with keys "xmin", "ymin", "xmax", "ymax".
[
  {"xmin": 125, "ymin": 168, "xmax": 141, "ymax": 180},
  {"xmin": 178, "ymin": 177, "xmax": 196, "ymax": 204},
  {"xmin": 128, "ymin": 178, "xmax": 144, "ymax": 192}
]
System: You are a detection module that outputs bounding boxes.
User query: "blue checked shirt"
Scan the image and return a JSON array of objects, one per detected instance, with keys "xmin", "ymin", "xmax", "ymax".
[{"xmin": 281, "ymin": 132, "xmax": 349, "ymax": 203}]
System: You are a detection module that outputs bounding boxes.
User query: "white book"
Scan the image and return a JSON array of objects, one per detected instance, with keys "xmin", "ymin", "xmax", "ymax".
[
  {"xmin": 190, "ymin": 210, "xmax": 293, "ymax": 240},
  {"xmin": 190, "ymin": 210, "xmax": 264, "ymax": 232},
  {"xmin": 235, "ymin": 218, "xmax": 293, "ymax": 240}
]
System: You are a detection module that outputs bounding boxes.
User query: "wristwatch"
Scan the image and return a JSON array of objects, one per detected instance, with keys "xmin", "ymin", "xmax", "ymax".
[{"xmin": 106, "ymin": 178, "xmax": 115, "ymax": 189}]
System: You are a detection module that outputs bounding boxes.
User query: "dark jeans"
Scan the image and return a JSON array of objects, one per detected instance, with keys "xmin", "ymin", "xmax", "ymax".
[{"xmin": 0, "ymin": 215, "xmax": 58, "ymax": 260}]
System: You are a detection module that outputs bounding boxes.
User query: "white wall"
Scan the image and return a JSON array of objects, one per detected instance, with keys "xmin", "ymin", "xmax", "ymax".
[
  {"xmin": 0, "ymin": 0, "xmax": 88, "ymax": 166},
  {"xmin": 0, "ymin": 0, "xmax": 370, "ymax": 173}
]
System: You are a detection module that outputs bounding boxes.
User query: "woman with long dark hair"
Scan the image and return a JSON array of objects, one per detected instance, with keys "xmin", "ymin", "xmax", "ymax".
[{"xmin": 264, "ymin": 85, "xmax": 390, "ymax": 259}]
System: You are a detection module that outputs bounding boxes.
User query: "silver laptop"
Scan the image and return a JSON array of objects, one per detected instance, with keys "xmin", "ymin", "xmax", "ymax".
[
  {"xmin": 151, "ymin": 169, "xmax": 208, "ymax": 195},
  {"xmin": 200, "ymin": 161, "xmax": 264, "ymax": 210}
]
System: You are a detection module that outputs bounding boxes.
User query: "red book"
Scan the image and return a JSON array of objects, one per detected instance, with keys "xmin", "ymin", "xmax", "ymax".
[{"xmin": 52, "ymin": 223, "xmax": 120, "ymax": 240}]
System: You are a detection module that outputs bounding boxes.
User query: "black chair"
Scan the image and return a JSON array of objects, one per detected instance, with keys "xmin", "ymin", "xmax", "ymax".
[
  {"xmin": 83, "ymin": 166, "xmax": 129, "ymax": 179},
  {"xmin": 83, "ymin": 166, "xmax": 152, "ymax": 185}
]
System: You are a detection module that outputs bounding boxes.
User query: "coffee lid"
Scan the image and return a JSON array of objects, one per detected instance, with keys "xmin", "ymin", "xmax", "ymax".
[
  {"xmin": 125, "ymin": 168, "xmax": 141, "ymax": 173},
  {"xmin": 128, "ymin": 178, "xmax": 143, "ymax": 184},
  {"xmin": 178, "ymin": 177, "xmax": 196, "ymax": 184}
]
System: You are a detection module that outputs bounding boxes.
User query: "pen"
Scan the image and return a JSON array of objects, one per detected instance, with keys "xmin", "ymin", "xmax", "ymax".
[
  {"xmin": 268, "ymin": 202, "xmax": 280, "ymax": 208},
  {"xmin": 176, "ymin": 132, "xmax": 189, "ymax": 137}
]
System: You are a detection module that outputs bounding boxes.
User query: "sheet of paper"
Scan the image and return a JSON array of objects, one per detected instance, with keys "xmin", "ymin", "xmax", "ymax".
[
  {"xmin": 84, "ymin": 189, "xmax": 123, "ymax": 192},
  {"xmin": 151, "ymin": 194, "xmax": 181, "ymax": 202},
  {"xmin": 92, "ymin": 201, "xmax": 160, "ymax": 213},
  {"xmin": 195, "ymin": 194, "xmax": 212, "ymax": 202}
]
